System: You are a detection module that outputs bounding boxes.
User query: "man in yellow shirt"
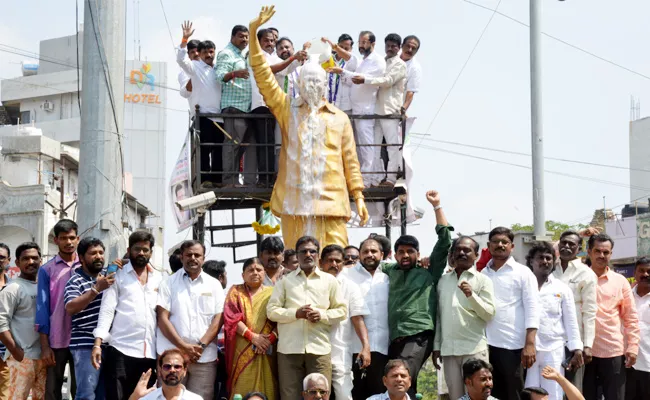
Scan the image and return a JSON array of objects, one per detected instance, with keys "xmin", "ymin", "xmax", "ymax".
[
  {"xmin": 248, "ymin": 6, "xmax": 369, "ymax": 248},
  {"xmin": 267, "ymin": 236, "xmax": 347, "ymax": 400}
]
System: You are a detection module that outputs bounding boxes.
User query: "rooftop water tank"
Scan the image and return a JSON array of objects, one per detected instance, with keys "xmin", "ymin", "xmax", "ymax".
[
  {"xmin": 622, "ymin": 203, "xmax": 650, "ymax": 218},
  {"xmin": 21, "ymin": 62, "xmax": 38, "ymax": 76}
]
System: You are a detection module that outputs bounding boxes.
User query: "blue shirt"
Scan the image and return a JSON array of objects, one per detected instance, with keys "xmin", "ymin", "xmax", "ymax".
[{"xmin": 64, "ymin": 268, "xmax": 104, "ymax": 349}]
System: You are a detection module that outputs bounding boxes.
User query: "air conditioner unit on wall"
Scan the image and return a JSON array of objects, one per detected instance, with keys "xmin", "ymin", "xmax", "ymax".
[{"xmin": 42, "ymin": 101, "xmax": 54, "ymax": 112}]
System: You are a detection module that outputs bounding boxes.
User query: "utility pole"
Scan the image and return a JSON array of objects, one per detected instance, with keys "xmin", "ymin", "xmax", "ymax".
[
  {"xmin": 530, "ymin": 0, "xmax": 546, "ymax": 239},
  {"xmin": 77, "ymin": 0, "xmax": 126, "ymax": 258}
]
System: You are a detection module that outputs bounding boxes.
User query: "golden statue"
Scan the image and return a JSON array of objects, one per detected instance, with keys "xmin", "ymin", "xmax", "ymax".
[{"xmin": 249, "ymin": 6, "xmax": 369, "ymax": 249}]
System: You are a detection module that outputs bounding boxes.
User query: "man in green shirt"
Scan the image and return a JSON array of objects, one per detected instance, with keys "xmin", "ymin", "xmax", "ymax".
[
  {"xmin": 214, "ymin": 25, "xmax": 254, "ymax": 187},
  {"xmin": 383, "ymin": 190, "xmax": 452, "ymax": 398}
]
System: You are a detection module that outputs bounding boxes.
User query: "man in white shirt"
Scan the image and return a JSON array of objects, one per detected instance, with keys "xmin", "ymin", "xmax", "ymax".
[
  {"xmin": 319, "ymin": 244, "xmax": 371, "ymax": 400},
  {"xmin": 272, "ymin": 36, "xmax": 305, "ymax": 172},
  {"xmin": 368, "ymin": 233, "xmax": 393, "ymax": 268},
  {"xmin": 399, "ymin": 35, "xmax": 421, "ymax": 115},
  {"xmin": 275, "ymin": 37, "xmax": 304, "ymax": 99},
  {"xmin": 177, "ymin": 22, "xmax": 223, "ymax": 188},
  {"xmin": 481, "ymin": 227, "xmax": 540, "ymax": 400},
  {"xmin": 92, "ymin": 231, "xmax": 164, "ymax": 400},
  {"xmin": 352, "ymin": 33, "xmax": 406, "ymax": 187},
  {"xmin": 365, "ymin": 359, "xmax": 412, "ymax": 400},
  {"xmin": 524, "ymin": 242, "xmax": 583, "ymax": 400},
  {"xmin": 329, "ymin": 31, "xmax": 386, "ymax": 187},
  {"xmin": 554, "ymin": 230, "xmax": 597, "ymax": 392},
  {"xmin": 325, "ymin": 34, "xmax": 357, "ymax": 113},
  {"xmin": 178, "ymin": 39, "xmax": 200, "ymax": 109},
  {"xmin": 268, "ymin": 27, "xmax": 279, "ymax": 44},
  {"xmin": 628, "ymin": 258, "xmax": 650, "ymax": 399},
  {"xmin": 250, "ymin": 30, "xmax": 307, "ymax": 185},
  {"xmin": 156, "ymin": 240, "xmax": 225, "ymax": 400},
  {"xmin": 140, "ymin": 349, "xmax": 202, "ymax": 400},
  {"xmin": 339, "ymin": 238, "xmax": 390, "ymax": 400}
]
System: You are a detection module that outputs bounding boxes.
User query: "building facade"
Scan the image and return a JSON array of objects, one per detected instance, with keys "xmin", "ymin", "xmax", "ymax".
[
  {"xmin": 0, "ymin": 133, "xmax": 161, "ymax": 268},
  {"xmin": 630, "ymin": 116, "xmax": 650, "ymax": 203},
  {"xmin": 0, "ymin": 32, "xmax": 167, "ymax": 264}
]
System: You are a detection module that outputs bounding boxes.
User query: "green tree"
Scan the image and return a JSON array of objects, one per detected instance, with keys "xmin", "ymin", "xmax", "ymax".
[
  {"xmin": 511, "ymin": 220, "xmax": 587, "ymax": 240},
  {"xmin": 417, "ymin": 360, "xmax": 439, "ymax": 400}
]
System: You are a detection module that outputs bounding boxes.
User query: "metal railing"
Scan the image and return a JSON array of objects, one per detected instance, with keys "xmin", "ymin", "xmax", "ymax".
[{"xmin": 190, "ymin": 105, "xmax": 408, "ymax": 192}]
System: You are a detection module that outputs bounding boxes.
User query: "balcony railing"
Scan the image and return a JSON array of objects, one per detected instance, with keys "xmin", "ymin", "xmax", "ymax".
[{"xmin": 190, "ymin": 105, "xmax": 407, "ymax": 200}]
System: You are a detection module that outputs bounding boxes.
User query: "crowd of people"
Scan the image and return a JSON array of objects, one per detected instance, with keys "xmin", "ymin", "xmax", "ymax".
[
  {"xmin": 177, "ymin": 19, "xmax": 421, "ymax": 188},
  {"xmin": 0, "ymin": 189, "xmax": 648, "ymax": 400}
]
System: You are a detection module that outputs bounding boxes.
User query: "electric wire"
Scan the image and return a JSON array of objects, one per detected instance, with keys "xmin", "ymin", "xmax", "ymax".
[
  {"xmin": 416, "ymin": 143, "xmax": 650, "ymax": 191},
  {"xmin": 410, "ymin": 134, "xmax": 650, "ymax": 173},
  {"xmin": 412, "ymin": 0, "xmax": 503, "ymax": 155}
]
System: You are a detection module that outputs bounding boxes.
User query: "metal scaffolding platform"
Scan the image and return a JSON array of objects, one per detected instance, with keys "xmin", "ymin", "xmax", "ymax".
[{"xmin": 189, "ymin": 108, "xmax": 407, "ymax": 260}]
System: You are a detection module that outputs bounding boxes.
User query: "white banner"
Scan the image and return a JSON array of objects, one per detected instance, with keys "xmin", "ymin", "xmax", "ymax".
[{"xmin": 169, "ymin": 133, "xmax": 197, "ymax": 232}]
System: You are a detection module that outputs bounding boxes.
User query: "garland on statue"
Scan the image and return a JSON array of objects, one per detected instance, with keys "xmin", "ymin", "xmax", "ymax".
[{"xmin": 252, "ymin": 202, "xmax": 281, "ymax": 235}]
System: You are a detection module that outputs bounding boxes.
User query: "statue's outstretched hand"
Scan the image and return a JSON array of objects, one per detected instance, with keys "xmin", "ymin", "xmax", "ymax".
[
  {"xmin": 357, "ymin": 198, "xmax": 369, "ymax": 227},
  {"xmin": 250, "ymin": 5, "xmax": 276, "ymax": 30}
]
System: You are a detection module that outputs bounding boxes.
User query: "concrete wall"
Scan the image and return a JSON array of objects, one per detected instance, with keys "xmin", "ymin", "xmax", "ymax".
[
  {"xmin": 0, "ymin": 183, "xmax": 48, "ymax": 253},
  {"xmin": 0, "ymin": 118, "xmax": 81, "ymax": 144},
  {"xmin": 605, "ymin": 216, "xmax": 637, "ymax": 260},
  {"xmin": 1, "ymin": 70, "xmax": 80, "ymax": 104},
  {"xmin": 630, "ymin": 117, "xmax": 650, "ymax": 202},
  {"xmin": 19, "ymin": 93, "xmax": 81, "ymax": 123},
  {"xmin": 39, "ymin": 34, "xmax": 82, "ymax": 74}
]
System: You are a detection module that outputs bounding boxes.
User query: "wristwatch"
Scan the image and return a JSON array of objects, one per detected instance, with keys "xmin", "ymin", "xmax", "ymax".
[{"xmin": 198, "ymin": 341, "xmax": 207, "ymax": 350}]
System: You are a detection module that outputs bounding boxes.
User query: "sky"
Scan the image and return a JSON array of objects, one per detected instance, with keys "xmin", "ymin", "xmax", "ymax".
[{"xmin": 2, "ymin": 0, "xmax": 650, "ymax": 285}]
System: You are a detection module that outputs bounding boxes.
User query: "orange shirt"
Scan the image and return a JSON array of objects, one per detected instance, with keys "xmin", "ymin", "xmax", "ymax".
[{"xmin": 591, "ymin": 267, "xmax": 640, "ymax": 358}]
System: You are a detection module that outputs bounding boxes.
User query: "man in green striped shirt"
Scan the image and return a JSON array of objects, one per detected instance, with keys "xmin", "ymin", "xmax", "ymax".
[
  {"xmin": 382, "ymin": 190, "xmax": 452, "ymax": 398},
  {"xmin": 215, "ymin": 25, "xmax": 254, "ymax": 186}
]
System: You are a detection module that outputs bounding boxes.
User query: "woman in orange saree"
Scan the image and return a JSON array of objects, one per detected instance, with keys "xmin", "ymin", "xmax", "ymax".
[{"xmin": 224, "ymin": 257, "xmax": 278, "ymax": 400}]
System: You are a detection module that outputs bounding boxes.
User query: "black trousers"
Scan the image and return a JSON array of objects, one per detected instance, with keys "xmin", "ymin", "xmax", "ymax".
[
  {"xmin": 215, "ymin": 347, "xmax": 228, "ymax": 400},
  {"xmin": 625, "ymin": 367, "xmax": 650, "ymax": 400},
  {"xmin": 583, "ymin": 355, "xmax": 626, "ymax": 400},
  {"xmin": 45, "ymin": 348, "xmax": 76, "ymax": 400},
  {"xmin": 251, "ymin": 106, "xmax": 276, "ymax": 185},
  {"xmin": 388, "ymin": 330, "xmax": 434, "ymax": 399},
  {"xmin": 351, "ymin": 351, "xmax": 389, "ymax": 400},
  {"xmin": 222, "ymin": 107, "xmax": 252, "ymax": 184},
  {"xmin": 489, "ymin": 346, "xmax": 524, "ymax": 400},
  {"xmin": 198, "ymin": 116, "xmax": 224, "ymax": 182},
  {"xmin": 104, "ymin": 346, "xmax": 157, "ymax": 400}
]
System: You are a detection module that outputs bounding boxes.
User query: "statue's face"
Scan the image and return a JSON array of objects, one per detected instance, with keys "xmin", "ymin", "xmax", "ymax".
[{"xmin": 298, "ymin": 64, "xmax": 326, "ymax": 108}]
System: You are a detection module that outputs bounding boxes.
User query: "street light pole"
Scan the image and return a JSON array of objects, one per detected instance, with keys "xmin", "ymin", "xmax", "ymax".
[{"xmin": 530, "ymin": 0, "xmax": 546, "ymax": 238}]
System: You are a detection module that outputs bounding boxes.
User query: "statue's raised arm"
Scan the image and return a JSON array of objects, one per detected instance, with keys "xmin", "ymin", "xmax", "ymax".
[
  {"xmin": 250, "ymin": 6, "xmax": 368, "ymax": 249},
  {"xmin": 248, "ymin": 6, "xmax": 287, "ymax": 130}
]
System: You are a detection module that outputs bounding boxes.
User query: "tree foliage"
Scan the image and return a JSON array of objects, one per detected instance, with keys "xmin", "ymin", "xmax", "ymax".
[
  {"xmin": 511, "ymin": 220, "xmax": 588, "ymax": 240},
  {"xmin": 417, "ymin": 361, "xmax": 439, "ymax": 400}
]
